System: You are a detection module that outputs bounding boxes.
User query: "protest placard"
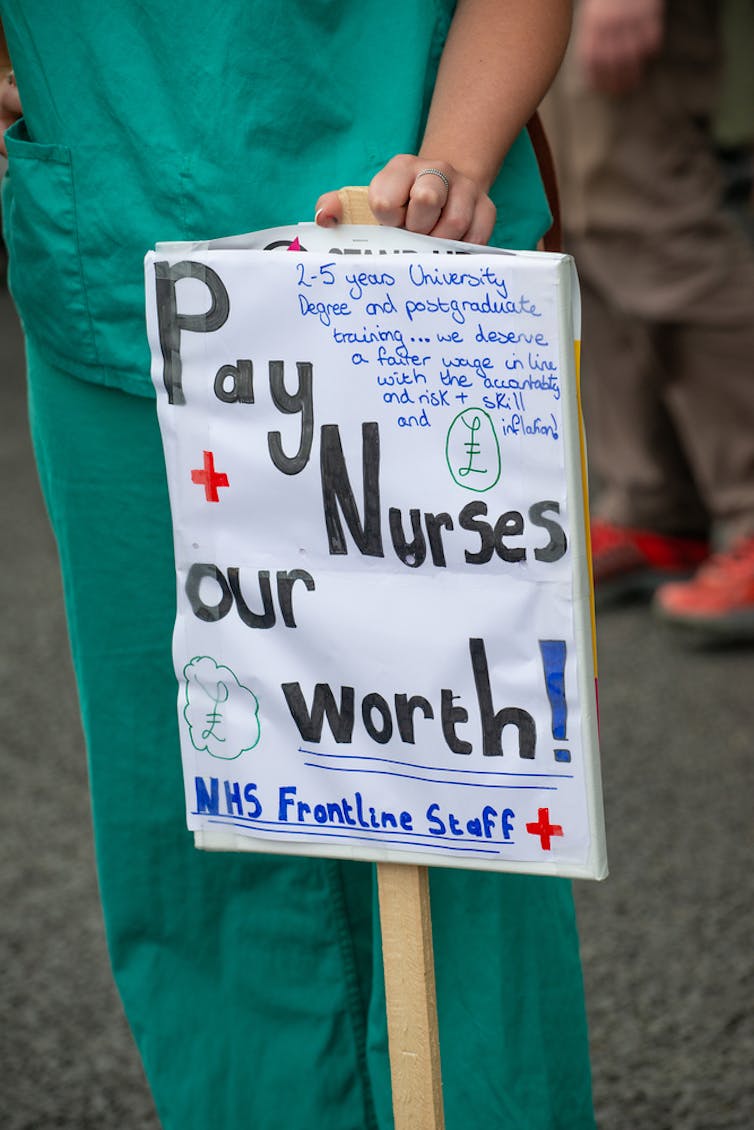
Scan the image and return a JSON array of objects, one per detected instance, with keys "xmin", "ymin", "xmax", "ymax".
[{"xmin": 145, "ymin": 223, "xmax": 606, "ymax": 880}]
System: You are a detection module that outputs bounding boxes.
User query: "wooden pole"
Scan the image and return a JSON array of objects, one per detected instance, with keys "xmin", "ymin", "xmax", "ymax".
[
  {"xmin": 336, "ymin": 186, "xmax": 446, "ymax": 1130},
  {"xmin": 376, "ymin": 863, "xmax": 446, "ymax": 1130},
  {"xmin": 336, "ymin": 185, "xmax": 380, "ymax": 227}
]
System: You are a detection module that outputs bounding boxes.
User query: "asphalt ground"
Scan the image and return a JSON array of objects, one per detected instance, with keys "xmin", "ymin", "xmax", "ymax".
[{"xmin": 1, "ymin": 282, "xmax": 752, "ymax": 1129}]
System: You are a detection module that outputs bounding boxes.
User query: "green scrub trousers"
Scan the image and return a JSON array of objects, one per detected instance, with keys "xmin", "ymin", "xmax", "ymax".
[{"xmin": 2, "ymin": 1, "xmax": 597, "ymax": 1124}]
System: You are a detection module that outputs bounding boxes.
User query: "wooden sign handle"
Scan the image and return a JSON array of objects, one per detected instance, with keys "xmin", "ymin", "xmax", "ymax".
[
  {"xmin": 336, "ymin": 185, "xmax": 445, "ymax": 1130},
  {"xmin": 376, "ymin": 862, "xmax": 446, "ymax": 1130},
  {"xmin": 336, "ymin": 185, "xmax": 380, "ymax": 227}
]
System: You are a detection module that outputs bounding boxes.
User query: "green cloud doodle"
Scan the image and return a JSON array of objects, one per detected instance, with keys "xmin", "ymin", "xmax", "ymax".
[{"xmin": 183, "ymin": 655, "xmax": 261, "ymax": 759}]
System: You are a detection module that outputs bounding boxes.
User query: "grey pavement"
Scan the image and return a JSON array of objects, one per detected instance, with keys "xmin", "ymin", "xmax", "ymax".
[{"xmin": 1, "ymin": 282, "xmax": 752, "ymax": 1129}]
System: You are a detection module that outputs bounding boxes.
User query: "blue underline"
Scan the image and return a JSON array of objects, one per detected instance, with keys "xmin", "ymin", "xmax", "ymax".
[
  {"xmin": 304, "ymin": 762, "xmax": 557, "ymax": 790},
  {"xmin": 203, "ymin": 817, "xmax": 506, "ymax": 854},
  {"xmin": 193, "ymin": 810, "xmax": 516, "ymax": 848},
  {"xmin": 300, "ymin": 746, "xmax": 573, "ymax": 780}
]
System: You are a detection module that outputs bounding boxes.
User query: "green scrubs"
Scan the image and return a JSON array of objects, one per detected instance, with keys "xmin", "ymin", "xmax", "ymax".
[{"xmin": 2, "ymin": 2, "xmax": 596, "ymax": 1126}]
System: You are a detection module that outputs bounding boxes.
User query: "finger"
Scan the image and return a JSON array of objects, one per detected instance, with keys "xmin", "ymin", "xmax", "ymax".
[
  {"xmin": 454, "ymin": 196, "xmax": 497, "ymax": 247},
  {"xmin": 314, "ymin": 190, "xmax": 343, "ymax": 227},
  {"xmin": 2, "ymin": 90, "xmax": 22, "ymax": 117},
  {"xmin": 586, "ymin": 24, "xmax": 651, "ymax": 94},
  {"xmin": 425, "ymin": 191, "xmax": 474, "ymax": 242},
  {"xmin": 0, "ymin": 74, "xmax": 21, "ymax": 112},
  {"xmin": 422, "ymin": 171, "xmax": 493, "ymax": 244},
  {"xmin": 404, "ymin": 167, "xmax": 451, "ymax": 235},
  {"xmin": 368, "ymin": 155, "xmax": 416, "ymax": 228},
  {"xmin": 591, "ymin": 56, "xmax": 642, "ymax": 95}
]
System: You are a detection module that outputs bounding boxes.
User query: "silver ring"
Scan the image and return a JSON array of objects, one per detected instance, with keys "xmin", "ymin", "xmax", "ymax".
[{"xmin": 416, "ymin": 168, "xmax": 450, "ymax": 193}]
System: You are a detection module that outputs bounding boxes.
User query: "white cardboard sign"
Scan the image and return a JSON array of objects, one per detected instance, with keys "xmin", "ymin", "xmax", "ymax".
[{"xmin": 145, "ymin": 224, "xmax": 606, "ymax": 879}]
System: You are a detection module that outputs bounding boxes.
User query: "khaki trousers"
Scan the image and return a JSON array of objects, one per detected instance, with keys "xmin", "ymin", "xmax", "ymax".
[{"xmin": 543, "ymin": 0, "xmax": 754, "ymax": 541}]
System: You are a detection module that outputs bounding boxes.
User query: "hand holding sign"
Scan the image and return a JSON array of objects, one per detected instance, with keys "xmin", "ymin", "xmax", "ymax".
[{"xmin": 316, "ymin": 156, "xmax": 497, "ymax": 244}]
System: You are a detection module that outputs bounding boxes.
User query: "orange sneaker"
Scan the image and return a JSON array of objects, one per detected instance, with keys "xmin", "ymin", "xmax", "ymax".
[
  {"xmin": 654, "ymin": 535, "xmax": 754, "ymax": 638},
  {"xmin": 590, "ymin": 520, "xmax": 709, "ymax": 605}
]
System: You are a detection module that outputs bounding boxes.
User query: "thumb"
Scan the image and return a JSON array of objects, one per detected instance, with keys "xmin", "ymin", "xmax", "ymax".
[{"xmin": 314, "ymin": 190, "xmax": 343, "ymax": 227}]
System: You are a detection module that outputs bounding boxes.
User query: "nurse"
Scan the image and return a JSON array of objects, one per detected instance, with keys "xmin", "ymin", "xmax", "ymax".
[{"xmin": 0, "ymin": 4, "xmax": 595, "ymax": 1128}]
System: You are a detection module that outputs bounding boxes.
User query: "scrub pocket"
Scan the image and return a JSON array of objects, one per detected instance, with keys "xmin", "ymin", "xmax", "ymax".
[{"xmin": 2, "ymin": 118, "xmax": 98, "ymax": 367}]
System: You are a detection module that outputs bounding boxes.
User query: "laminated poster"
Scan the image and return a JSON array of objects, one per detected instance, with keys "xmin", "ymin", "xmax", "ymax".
[{"xmin": 145, "ymin": 223, "xmax": 607, "ymax": 879}]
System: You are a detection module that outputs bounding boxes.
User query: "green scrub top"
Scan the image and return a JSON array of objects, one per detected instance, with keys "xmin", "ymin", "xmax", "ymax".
[{"xmin": 1, "ymin": 0, "xmax": 550, "ymax": 397}]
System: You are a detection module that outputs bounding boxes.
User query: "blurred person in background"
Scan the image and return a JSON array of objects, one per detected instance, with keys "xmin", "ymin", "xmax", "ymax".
[
  {"xmin": 543, "ymin": 0, "xmax": 754, "ymax": 641},
  {"xmin": 714, "ymin": 0, "xmax": 754, "ymax": 239}
]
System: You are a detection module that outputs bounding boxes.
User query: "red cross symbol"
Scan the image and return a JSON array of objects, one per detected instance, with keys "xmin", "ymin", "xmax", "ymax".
[
  {"xmin": 526, "ymin": 807, "xmax": 564, "ymax": 851},
  {"xmin": 191, "ymin": 451, "xmax": 229, "ymax": 502}
]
